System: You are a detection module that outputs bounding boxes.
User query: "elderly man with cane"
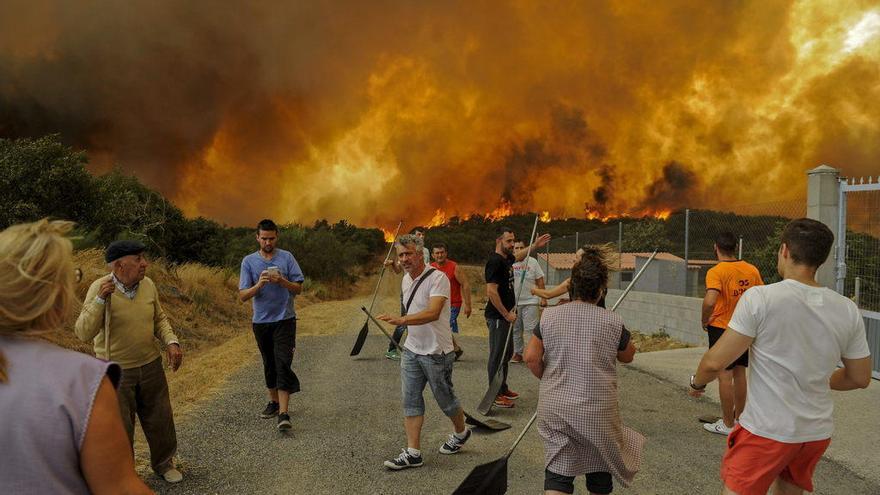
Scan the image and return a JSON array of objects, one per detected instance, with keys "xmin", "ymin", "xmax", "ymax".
[{"xmin": 75, "ymin": 240, "xmax": 184, "ymax": 484}]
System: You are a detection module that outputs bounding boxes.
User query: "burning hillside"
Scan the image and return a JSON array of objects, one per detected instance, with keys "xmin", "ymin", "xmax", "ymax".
[{"xmin": 0, "ymin": 1, "xmax": 878, "ymax": 230}]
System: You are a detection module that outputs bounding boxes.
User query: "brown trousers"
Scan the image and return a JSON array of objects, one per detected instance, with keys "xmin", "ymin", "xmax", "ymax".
[{"xmin": 117, "ymin": 357, "xmax": 177, "ymax": 475}]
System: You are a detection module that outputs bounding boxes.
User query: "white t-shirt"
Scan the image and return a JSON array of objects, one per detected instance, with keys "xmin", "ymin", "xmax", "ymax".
[
  {"xmin": 401, "ymin": 267, "xmax": 454, "ymax": 356},
  {"xmin": 512, "ymin": 256, "xmax": 545, "ymax": 305},
  {"xmin": 729, "ymin": 279, "xmax": 870, "ymax": 443}
]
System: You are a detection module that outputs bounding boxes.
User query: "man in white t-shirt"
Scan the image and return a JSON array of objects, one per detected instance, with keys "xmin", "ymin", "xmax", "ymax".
[
  {"xmin": 378, "ymin": 234, "xmax": 470, "ymax": 470},
  {"xmin": 510, "ymin": 239, "xmax": 546, "ymax": 363},
  {"xmin": 688, "ymin": 218, "xmax": 872, "ymax": 495}
]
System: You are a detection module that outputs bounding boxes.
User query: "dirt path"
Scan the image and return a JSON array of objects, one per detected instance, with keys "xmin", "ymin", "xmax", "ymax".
[{"xmin": 143, "ymin": 295, "xmax": 877, "ymax": 494}]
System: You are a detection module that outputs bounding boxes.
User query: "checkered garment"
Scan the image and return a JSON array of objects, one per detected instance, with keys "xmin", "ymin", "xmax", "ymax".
[{"xmin": 537, "ymin": 301, "xmax": 645, "ymax": 485}]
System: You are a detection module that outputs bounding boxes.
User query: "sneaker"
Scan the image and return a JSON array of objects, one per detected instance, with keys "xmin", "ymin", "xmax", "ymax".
[
  {"xmin": 510, "ymin": 353, "xmax": 523, "ymax": 363},
  {"xmin": 277, "ymin": 412, "xmax": 292, "ymax": 430},
  {"xmin": 383, "ymin": 449, "xmax": 424, "ymax": 470},
  {"xmin": 439, "ymin": 429, "xmax": 472, "ymax": 455},
  {"xmin": 260, "ymin": 401, "xmax": 279, "ymax": 419},
  {"xmin": 385, "ymin": 349, "xmax": 400, "ymax": 361},
  {"xmin": 493, "ymin": 395, "xmax": 515, "ymax": 408},
  {"xmin": 161, "ymin": 468, "xmax": 183, "ymax": 483},
  {"xmin": 703, "ymin": 419, "xmax": 733, "ymax": 436},
  {"xmin": 500, "ymin": 389, "xmax": 519, "ymax": 400}
]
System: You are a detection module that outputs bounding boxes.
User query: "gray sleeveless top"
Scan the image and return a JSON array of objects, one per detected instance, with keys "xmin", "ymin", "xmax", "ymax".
[{"xmin": 0, "ymin": 336, "xmax": 120, "ymax": 494}]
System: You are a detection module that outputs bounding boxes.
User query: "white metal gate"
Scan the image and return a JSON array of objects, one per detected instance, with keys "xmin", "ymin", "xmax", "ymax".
[{"xmin": 836, "ymin": 175, "xmax": 880, "ymax": 378}]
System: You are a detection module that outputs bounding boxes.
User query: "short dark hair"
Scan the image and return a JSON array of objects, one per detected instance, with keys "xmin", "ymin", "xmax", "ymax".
[
  {"xmin": 781, "ymin": 218, "xmax": 834, "ymax": 268},
  {"xmin": 496, "ymin": 225, "xmax": 514, "ymax": 239},
  {"xmin": 432, "ymin": 242, "xmax": 448, "ymax": 252},
  {"xmin": 410, "ymin": 227, "xmax": 424, "ymax": 235},
  {"xmin": 513, "ymin": 239, "xmax": 526, "ymax": 247},
  {"xmin": 257, "ymin": 219, "xmax": 278, "ymax": 232},
  {"xmin": 715, "ymin": 232, "xmax": 737, "ymax": 255}
]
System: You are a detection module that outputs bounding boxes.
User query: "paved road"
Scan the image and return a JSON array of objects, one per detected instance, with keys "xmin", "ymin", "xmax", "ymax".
[{"xmin": 147, "ymin": 333, "xmax": 878, "ymax": 494}]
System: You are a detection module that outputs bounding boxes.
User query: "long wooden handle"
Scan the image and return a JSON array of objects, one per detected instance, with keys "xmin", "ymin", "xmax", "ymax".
[{"xmin": 365, "ymin": 221, "xmax": 403, "ymax": 313}]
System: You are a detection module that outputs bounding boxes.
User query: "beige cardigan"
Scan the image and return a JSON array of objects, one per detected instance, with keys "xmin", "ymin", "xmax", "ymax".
[{"xmin": 75, "ymin": 274, "xmax": 178, "ymax": 369}]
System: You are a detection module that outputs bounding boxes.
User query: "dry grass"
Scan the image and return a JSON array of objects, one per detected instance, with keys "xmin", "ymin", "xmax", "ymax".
[{"xmin": 631, "ymin": 330, "xmax": 692, "ymax": 353}]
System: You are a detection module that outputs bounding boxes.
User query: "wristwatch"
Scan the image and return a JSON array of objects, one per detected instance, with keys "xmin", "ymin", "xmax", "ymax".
[{"xmin": 690, "ymin": 374, "xmax": 706, "ymax": 391}]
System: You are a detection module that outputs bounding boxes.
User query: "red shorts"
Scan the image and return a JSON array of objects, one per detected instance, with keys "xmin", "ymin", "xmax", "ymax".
[{"xmin": 721, "ymin": 424, "xmax": 830, "ymax": 495}]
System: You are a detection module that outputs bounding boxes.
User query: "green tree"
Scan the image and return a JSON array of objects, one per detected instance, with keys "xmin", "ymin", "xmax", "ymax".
[
  {"xmin": 0, "ymin": 135, "xmax": 96, "ymax": 228},
  {"xmin": 621, "ymin": 220, "xmax": 673, "ymax": 253}
]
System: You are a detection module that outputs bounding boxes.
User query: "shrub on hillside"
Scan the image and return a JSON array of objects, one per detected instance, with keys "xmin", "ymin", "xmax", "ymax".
[{"xmin": 0, "ymin": 135, "xmax": 385, "ymax": 283}]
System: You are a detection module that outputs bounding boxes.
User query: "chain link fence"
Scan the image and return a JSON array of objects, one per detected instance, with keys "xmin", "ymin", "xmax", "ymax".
[
  {"xmin": 843, "ymin": 189, "xmax": 880, "ymax": 312},
  {"xmin": 537, "ymin": 199, "xmax": 807, "ymax": 298}
]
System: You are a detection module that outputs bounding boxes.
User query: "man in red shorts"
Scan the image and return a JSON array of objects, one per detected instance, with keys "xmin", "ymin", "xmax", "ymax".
[{"xmin": 688, "ymin": 218, "xmax": 871, "ymax": 494}]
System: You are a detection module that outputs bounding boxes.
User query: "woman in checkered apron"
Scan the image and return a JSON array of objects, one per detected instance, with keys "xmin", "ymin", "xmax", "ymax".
[{"xmin": 525, "ymin": 246, "xmax": 643, "ymax": 495}]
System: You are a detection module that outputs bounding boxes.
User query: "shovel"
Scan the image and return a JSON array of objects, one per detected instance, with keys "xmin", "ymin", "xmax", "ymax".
[{"xmin": 350, "ymin": 221, "xmax": 402, "ymax": 356}]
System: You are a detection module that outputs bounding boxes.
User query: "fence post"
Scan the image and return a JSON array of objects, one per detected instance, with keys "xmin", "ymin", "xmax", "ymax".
[
  {"xmin": 806, "ymin": 165, "xmax": 841, "ymax": 290},
  {"xmin": 738, "ymin": 235, "xmax": 743, "ymax": 260},
  {"xmin": 575, "ymin": 231, "xmax": 579, "ymax": 251},
  {"xmin": 684, "ymin": 209, "xmax": 690, "ymax": 296},
  {"xmin": 545, "ymin": 239, "xmax": 550, "ymax": 282},
  {"xmin": 618, "ymin": 221, "xmax": 623, "ymax": 289},
  {"xmin": 854, "ymin": 276, "xmax": 861, "ymax": 305}
]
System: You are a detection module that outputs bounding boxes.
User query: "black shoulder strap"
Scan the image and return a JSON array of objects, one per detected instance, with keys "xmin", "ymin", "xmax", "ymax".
[{"xmin": 403, "ymin": 268, "xmax": 437, "ymax": 315}]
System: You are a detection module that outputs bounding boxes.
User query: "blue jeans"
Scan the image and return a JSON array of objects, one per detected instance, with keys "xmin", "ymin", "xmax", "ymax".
[
  {"xmin": 400, "ymin": 349, "xmax": 460, "ymax": 417},
  {"xmin": 450, "ymin": 305, "xmax": 461, "ymax": 333}
]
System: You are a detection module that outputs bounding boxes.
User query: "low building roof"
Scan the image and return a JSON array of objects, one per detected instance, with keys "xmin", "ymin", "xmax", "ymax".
[{"xmin": 536, "ymin": 252, "xmax": 712, "ymax": 271}]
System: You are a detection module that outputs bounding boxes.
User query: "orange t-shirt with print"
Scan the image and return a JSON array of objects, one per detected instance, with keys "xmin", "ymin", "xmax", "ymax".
[{"xmin": 706, "ymin": 260, "xmax": 764, "ymax": 329}]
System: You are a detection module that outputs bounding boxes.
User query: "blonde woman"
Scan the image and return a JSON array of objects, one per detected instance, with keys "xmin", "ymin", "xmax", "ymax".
[{"xmin": 0, "ymin": 220, "xmax": 153, "ymax": 495}]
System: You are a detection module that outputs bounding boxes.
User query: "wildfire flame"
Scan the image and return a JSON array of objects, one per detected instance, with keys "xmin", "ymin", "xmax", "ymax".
[
  {"xmin": 1, "ymin": 3, "xmax": 877, "ymax": 228},
  {"xmin": 486, "ymin": 199, "xmax": 513, "ymax": 222},
  {"xmin": 539, "ymin": 211, "xmax": 551, "ymax": 223},
  {"xmin": 583, "ymin": 206, "xmax": 672, "ymax": 222},
  {"xmin": 426, "ymin": 209, "xmax": 447, "ymax": 228},
  {"xmin": 381, "ymin": 228, "xmax": 395, "ymax": 243}
]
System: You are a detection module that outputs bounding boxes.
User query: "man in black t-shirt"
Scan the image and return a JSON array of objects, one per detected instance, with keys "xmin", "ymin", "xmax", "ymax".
[{"xmin": 484, "ymin": 225, "xmax": 550, "ymax": 408}]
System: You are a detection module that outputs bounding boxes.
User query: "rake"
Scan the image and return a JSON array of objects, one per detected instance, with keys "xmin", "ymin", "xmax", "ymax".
[
  {"xmin": 453, "ymin": 249, "xmax": 658, "ymax": 495},
  {"xmin": 350, "ymin": 221, "xmax": 402, "ymax": 356}
]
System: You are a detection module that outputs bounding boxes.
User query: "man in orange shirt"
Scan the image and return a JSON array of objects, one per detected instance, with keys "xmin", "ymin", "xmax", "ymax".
[{"xmin": 701, "ymin": 232, "xmax": 763, "ymax": 435}]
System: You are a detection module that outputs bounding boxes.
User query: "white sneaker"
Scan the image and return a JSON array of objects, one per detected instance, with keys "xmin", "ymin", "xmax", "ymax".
[
  {"xmin": 162, "ymin": 468, "xmax": 183, "ymax": 483},
  {"xmin": 703, "ymin": 419, "xmax": 733, "ymax": 436}
]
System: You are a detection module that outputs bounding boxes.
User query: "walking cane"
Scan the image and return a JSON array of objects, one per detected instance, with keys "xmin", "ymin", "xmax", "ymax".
[
  {"xmin": 350, "ymin": 221, "xmax": 403, "ymax": 356},
  {"xmin": 453, "ymin": 249, "xmax": 659, "ymax": 495}
]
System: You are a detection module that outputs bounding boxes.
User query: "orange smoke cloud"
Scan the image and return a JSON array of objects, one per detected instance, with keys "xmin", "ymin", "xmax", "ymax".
[{"xmin": 1, "ymin": 1, "xmax": 878, "ymax": 230}]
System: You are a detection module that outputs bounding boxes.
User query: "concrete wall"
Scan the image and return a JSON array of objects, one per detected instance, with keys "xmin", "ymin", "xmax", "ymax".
[{"xmin": 607, "ymin": 288, "xmax": 708, "ymax": 346}]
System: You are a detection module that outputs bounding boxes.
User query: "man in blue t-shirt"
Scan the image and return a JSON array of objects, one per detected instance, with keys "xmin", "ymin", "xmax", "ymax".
[{"xmin": 238, "ymin": 219, "xmax": 305, "ymax": 431}]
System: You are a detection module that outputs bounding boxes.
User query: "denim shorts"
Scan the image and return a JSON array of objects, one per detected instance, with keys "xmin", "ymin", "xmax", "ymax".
[{"xmin": 400, "ymin": 349, "xmax": 460, "ymax": 417}]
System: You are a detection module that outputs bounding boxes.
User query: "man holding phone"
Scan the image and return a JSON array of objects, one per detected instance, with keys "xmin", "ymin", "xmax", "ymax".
[{"xmin": 239, "ymin": 219, "xmax": 305, "ymax": 431}]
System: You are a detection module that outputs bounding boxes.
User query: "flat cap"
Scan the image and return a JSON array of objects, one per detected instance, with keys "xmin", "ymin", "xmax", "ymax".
[{"xmin": 105, "ymin": 240, "xmax": 146, "ymax": 263}]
